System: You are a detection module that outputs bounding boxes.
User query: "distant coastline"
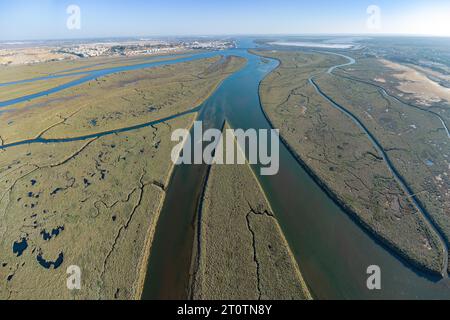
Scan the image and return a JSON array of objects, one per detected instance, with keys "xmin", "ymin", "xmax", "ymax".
[{"xmin": 267, "ymin": 41, "xmax": 355, "ymax": 49}]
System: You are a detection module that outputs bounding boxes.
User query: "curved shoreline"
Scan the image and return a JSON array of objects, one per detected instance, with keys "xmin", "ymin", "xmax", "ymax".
[
  {"xmin": 316, "ymin": 52, "xmax": 449, "ymax": 276},
  {"xmin": 310, "ymin": 76, "xmax": 448, "ymax": 275},
  {"xmin": 254, "ymin": 50, "xmax": 447, "ymax": 278},
  {"xmin": 334, "ymin": 72, "xmax": 450, "ymax": 139}
]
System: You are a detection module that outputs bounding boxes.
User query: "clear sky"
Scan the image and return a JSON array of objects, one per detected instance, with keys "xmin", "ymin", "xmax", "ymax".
[{"xmin": 1, "ymin": 0, "xmax": 450, "ymax": 40}]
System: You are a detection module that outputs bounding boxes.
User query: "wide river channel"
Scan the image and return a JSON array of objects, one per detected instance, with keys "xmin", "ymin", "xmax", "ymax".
[{"xmin": 2, "ymin": 38, "xmax": 449, "ymax": 299}]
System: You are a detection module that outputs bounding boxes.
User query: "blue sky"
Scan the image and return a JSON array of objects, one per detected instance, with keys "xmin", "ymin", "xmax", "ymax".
[{"xmin": 1, "ymin": 0, "xmax": 450, "ymax": 40}]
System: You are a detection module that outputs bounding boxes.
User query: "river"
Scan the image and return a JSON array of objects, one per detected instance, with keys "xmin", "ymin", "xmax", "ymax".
[
  {"xmin": 142, "ymin": 39, "xmax": 450, "ymax": 299},
  {"xmin": 2, "ymin": 38, "xmax": 449, "ymax": 299}
]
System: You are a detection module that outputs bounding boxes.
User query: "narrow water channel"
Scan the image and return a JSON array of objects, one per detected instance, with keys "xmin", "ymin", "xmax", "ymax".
[
  {"xmin": 2, "ymin": 38, "xmax": 449, "ymax": 299},
  {"xmin": 141, "ymin": 83, "xmax": 227, "ymax": 299}
]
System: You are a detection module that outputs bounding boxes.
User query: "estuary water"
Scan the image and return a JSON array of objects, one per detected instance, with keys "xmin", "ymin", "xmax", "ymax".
[
  {"xmin": 2, "ymin": 38, "xmax": 449, "ymax": 299},
  {"xmin": 142, "ymin": 40, "xmax": 450, "ymax": 299}
]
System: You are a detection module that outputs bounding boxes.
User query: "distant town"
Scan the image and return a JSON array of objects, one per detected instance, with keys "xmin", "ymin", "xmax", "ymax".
[{"xmin": 0, "ymin": 38, "xmax": 236, "ymax": 65}]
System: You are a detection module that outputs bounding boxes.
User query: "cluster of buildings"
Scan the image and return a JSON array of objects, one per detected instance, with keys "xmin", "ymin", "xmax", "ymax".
[
  {"xmin": 0, "ymin": 39, "xmax": 237, "ymax": 65},
  {"xmin": 55, "ymin": 39, "xmax": 236, "ymax": 58},
  {"xmin": 186, "ymin": 40, "xmax": 236, "ymax": 50}
]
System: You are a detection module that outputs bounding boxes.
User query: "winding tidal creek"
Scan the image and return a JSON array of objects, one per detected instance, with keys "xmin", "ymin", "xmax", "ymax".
[{"xmin": 3, "ymin": 39, "xmax": 449, "ymax": 299}]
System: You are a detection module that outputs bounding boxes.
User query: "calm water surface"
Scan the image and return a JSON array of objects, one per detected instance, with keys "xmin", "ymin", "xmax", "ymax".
[
  {"xmin": 143, "ymin": 40, "xmax": 450, "ymax": 299},
  {"xmin": 3, "ymin": 39, "xmax": 449, "ymax": 299}
]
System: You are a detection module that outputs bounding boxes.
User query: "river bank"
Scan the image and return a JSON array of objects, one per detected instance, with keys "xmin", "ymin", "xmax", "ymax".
[{"xmin": 254, "ymin": 49, "xmax": 446, "ymax": 277}]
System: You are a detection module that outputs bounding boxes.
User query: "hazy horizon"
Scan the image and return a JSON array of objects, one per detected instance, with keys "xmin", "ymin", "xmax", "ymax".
[
  {"xmin": 3, "ymin": 33, "xmax": 450, "ymax": 43},
  {"xmin": 1, "ymin": 0, "xmax": 450, "ymax": 41}
]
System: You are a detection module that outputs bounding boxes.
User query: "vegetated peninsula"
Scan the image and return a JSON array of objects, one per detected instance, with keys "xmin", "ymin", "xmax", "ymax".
[
  {"xmin": 0, "ymin": 54, "xmax": 246, "ymax": 299},
  {"xmin": 255, "ymin": 49, "xmax": 447, "ymax": 275},
  {"xmin": 191, "ymin": 124, "xmax": 311, "ymax": 300}
]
